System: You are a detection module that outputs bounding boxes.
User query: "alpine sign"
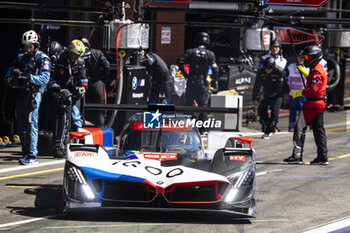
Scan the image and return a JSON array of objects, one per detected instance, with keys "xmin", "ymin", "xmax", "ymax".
[
  {"xmin": 265, "ymin": 0, "xmax": 328, "ymax": 8},
  {"xmin": 274, "ymin": 27, "xmax": 323, "ymax": 45}
]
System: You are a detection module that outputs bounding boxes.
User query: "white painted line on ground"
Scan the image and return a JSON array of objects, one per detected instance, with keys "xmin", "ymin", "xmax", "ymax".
[
  {"xmin": 0, "ymin": 160, "xmax": 65, "ymax": 174},
  {"xmin": 256, "ymin": 169, "xmax": 281, "ymax": 176},
  {"xmin": 0, "ymin": 216, "xmax": 49, "ymax": 228},
  {"xmin": 324, "ymin": 121, "xmax": 350, "ymax": 129},
  {"xmin": 242, "ymin": 131, "xmax": 290, "ymax": 137},
  {"xmin": 304, "ymin": 216, "xmax": 350, "ymax": 233}
]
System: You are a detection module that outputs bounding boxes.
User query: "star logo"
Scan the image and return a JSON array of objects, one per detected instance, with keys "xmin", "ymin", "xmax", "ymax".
[
  {"xmin": 150, "ymin": 110, "xmax": 161, "ymax": 122},
  {"xmin": 143, "ymin": 110, "xmax": 161, "ymax": 129}
]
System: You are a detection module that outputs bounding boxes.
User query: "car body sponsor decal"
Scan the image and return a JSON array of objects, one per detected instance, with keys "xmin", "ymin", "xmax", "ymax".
[
  {"xmin": 143, "ymin": 153, "xmax": 178, "ymax": 161},
  {"xmin": 229, "ymin": 155, "xmax": 246, "ymax": 161},
  {"xmin": 74, "ymin": 151, "xmax": 95, "ymax": 157}
]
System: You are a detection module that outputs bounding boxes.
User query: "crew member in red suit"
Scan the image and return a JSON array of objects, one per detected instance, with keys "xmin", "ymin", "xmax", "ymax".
[{"xmin": 283, "ymin": 45, "xmax": 328, "ymax": 165}]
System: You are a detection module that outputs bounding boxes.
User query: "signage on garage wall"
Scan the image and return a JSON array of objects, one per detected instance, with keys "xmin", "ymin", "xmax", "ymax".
[
  {"xmin": 274, "ymin": 27, "xmax": 323, "ymax": 45},
  {"xmin": 263, "ymin": 33, "xmax": 271, "ymax": 47},
  {"xmin": 161, "ymin": 27, "xmax": 171, "ymax": 44}
]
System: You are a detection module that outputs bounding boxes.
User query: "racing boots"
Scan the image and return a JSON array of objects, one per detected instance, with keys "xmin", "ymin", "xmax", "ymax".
[
  {"xmin": 262, "ymin": 132, "xmax": 272, "ymax": 140},
  {"xmin": 310, "ymin": 158, "xmax": 329, "ymax": 165},
  {"xmin": 283, "ymin": 155, "xmax": 303, "ymax": 164},
  {"xmin": 261, "ymin": 125, "xmax": 277, "ymax": 140}
]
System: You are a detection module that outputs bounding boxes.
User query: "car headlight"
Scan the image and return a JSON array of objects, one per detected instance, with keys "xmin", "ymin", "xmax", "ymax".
[
  {"xmin": 227, "ymin": 166, "xmax": 255, "ymax": 188},
  {"xmin": 65, "ymin": 162, "xmax": 95, "ymax": 201},
  {"xmin": 224, "ymin": 166, "xmax": 255, "ymax": 203}
]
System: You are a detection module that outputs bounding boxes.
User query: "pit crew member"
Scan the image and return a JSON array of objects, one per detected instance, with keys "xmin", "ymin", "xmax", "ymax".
[
  {"xmin": 286, "ymin": 50, "xmax": 309, "ymax": 131},
  {"xmin": 141, "ymin": 51, "xmax": 174, "ymax": 104},
  {"xmin": 284, "ymin": 45, "xmax": 328, "ymax": 165},
  {"xmin": 50, "ymin": 39, "xmax": 87, "ymax": 158},
  {"xmin": 259, "ymin": 39, "xmax": 287, "ymax": 70},
  {"xmin": 253, "ymin": 57, "xmax": 286, "ymax": 139},
  {"xmin": 176, "ymin": 32, "xmax": 219, "ymax": 133},
  {"xmin": 81, "ymin": 38, "xmax": 110, "ymax": 128},
  {"xmin": 5, "ymin": 30, "xmax": 51, "ymax": 165}
]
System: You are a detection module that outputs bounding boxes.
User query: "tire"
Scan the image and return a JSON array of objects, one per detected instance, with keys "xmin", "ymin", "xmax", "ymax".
[{"xmin": 326, "ymin": 57, "xmax": 341, "ymax": 92}]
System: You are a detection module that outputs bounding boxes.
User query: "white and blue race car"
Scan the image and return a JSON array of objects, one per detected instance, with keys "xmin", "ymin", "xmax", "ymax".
[{"xmin": 64, "ymin": 112, "xmax": 256, "ymax": 217}]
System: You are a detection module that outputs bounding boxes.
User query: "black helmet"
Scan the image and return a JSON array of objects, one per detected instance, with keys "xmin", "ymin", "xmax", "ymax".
[
  {"xmin": 302, "ymin": 45, "xmax": 323, "ymax": 68},
  {"xmin": 270, "ymin": 39, "xmax": 281, "ymax": 48},
  {"xmin": 81, "ymin": 38, "xmax": 90, "ymax": 49},
  {"xmin": 48, "ymin": 41, "xmax": 63, "ymax": 60},
  {"xmin": 194, "ymin": 32, "xmax": 210, "ymax": 47},
  {"xmin": 263, "ymin": 57, "xmax": 275, "ymax": 70}
]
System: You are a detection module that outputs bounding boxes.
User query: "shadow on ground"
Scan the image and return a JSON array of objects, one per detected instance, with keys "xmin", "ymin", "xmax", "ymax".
[{"xmin": 7, "ymin": 184, "xmax": 252, "ymax": 225}]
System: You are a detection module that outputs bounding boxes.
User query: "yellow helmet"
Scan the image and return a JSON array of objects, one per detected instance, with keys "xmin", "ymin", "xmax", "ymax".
[{"xmin": 69, "ymin": 39, "xmax": 85, "ymax": 56}]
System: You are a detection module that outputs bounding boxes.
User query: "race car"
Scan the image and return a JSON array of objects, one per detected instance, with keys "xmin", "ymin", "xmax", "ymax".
[{"xmin": 64, "ymin": 111, "xmax": 256, "ymax": 218}]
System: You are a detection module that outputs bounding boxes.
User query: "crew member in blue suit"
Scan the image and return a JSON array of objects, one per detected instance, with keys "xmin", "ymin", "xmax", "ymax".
[{"xmin": 5, "ymin": 30, "xmax": 51, "ymax": 165}]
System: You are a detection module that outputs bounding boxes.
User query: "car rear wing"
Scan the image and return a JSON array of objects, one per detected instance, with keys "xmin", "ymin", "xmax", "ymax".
[
  {"xmin": 223, "ymin": 147, "xmax": 255, "ymax": 163},
  {"xmin": 210, "ymin": 147, "xmax": 255, "ymax": 175}
]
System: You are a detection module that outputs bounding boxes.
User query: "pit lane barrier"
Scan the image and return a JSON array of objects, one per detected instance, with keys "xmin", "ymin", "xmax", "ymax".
[{"xmin": 84, "ymin": 103, "xmax": 240, "ymax": 114}]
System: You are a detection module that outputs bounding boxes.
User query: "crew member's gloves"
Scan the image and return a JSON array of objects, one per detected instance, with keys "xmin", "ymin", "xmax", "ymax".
[
  {"xmin": 297, "ymin": 65, "xmax": 309, "ymax": 78},
  {"xmin": 291, "ymin": 90, "xmax": 303, "ymax": 99},
  {"xmin": 60, "ymin": 89, "xmax": 72, "ymax": 99},
  {"xmin": 17, "ymin": 75, "xmax": 28, "ymax": 80},
  {"xmin": 211, "ymin": 80, "xmax": 219, "ymax": 92},
  {"xmin": 12, "ymin": 68, "xmax": 22, "ymax": 77},
  {"xmin": 80, "ymin": 86, "xmax": 86, "ymax": 97}
]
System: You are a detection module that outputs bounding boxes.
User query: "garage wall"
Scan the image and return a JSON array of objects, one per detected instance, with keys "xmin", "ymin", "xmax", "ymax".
[
  {"xmin": 154, "ymin": 5, "xmax": 186, "ymax": 66},
  {"xmin": 125, "ymin": 1, "xmax": 187, "ymax": 67}
]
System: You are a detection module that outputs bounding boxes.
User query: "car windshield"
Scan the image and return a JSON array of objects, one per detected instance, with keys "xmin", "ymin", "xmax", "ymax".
[{"xmin": 119, "ymin": 128, "xmax": 201, "ymax": 154}]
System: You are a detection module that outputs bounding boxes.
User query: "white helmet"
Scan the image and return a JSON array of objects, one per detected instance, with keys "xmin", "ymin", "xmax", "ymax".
[{"xmin": 22, "ymin": 30, "xmax": 40, "ymax": 45}]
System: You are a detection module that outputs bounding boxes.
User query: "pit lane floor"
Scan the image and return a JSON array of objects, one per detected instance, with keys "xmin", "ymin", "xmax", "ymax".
[{"xmin": 0, "ymin": 108, "xmax": 349, "ymax": 233}]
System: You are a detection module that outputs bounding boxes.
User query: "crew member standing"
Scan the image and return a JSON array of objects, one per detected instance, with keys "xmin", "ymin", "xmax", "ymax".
[
  {"xmin": 253, "ymin": 57, "xmax": 286, "ymax": 139},
  {"xmin": 5, "ymin": 30, "xmax": 51, "ymax": 165},
  {"xmin": 141, "ymin": 51, "xmax": 174, "ymax": 103},
  {"xmin": 40, "ymin": 41, "xmax": 64, "ymax": 132},
  {"xmin": 177, "ymin": 32, "xmax": 219, "ymax": 133},
  {"xmin": 286, "ymin": 50, "xmax": 309, "ymax": 131},
  {"xmin": 257, "ymin": 39, "xmax": 287, "ymax": 132},
  {"xmin": 284, "ymin": 45, "xmax": 328, "ymax": 165},
  {"xmin": 81, "ymin": 38, "xmax": 110, "ymax": 127},
  {"xmin": 259, "ymin": 39, "xmax": 287, "ymax": 70},
  {"xmin": 50, "ymin": 39, "xmax": 87, "ymax": 158}
]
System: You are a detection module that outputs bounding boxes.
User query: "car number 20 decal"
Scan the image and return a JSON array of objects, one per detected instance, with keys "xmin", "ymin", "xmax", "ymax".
[
  {"xmin": 112, "ymin": 161, "xmax": 184, "ymax": 178},
  {"xmin": 146, "ymin": 166, "xmax": 183, "ymax": 178}
]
